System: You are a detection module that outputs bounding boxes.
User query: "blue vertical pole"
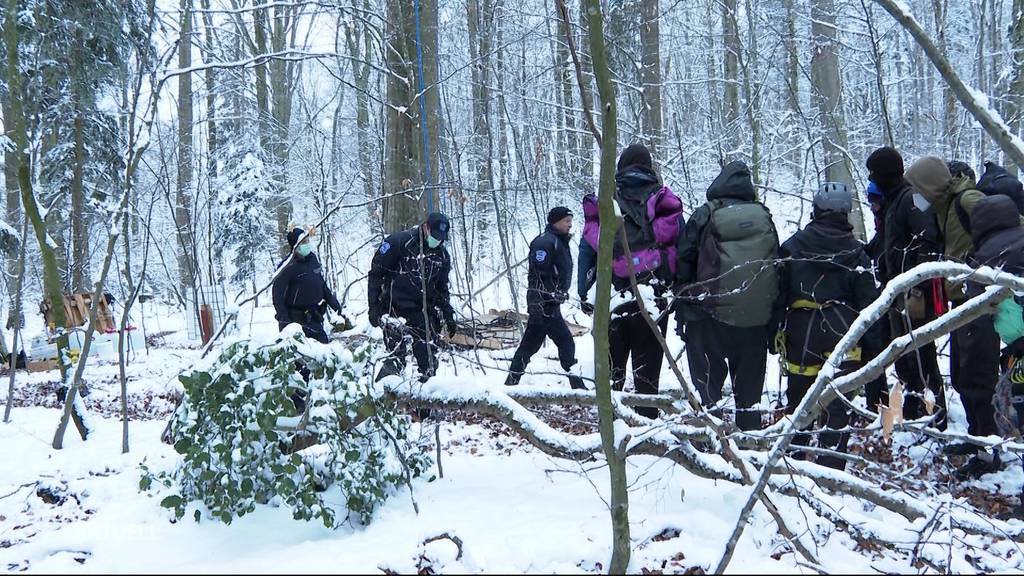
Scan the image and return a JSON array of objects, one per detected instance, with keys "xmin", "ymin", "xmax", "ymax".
[{"xmin": 413, "ymin": 0, "xmax": 434, "ymax": 213}]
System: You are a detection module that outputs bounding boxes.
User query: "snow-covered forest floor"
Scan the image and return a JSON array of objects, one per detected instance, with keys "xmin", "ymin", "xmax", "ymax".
[{"xmin": 3, "ymin": 303, "xmax": 1024, "ymax": 574}]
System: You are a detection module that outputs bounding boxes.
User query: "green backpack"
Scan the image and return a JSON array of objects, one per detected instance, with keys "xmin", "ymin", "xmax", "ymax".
[{"xmin": 695, "ymin": 200, "xmax": 780, "ymax": 327}]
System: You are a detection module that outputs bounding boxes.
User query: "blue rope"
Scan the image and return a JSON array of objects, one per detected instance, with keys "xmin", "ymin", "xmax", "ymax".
[{"xmin": 413, "ymin": 0, "xmax": 434, "ymax": 212}]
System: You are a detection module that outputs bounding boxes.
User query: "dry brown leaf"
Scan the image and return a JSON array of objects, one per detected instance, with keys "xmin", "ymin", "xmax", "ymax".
[
  {"xmin": 889, "ymin": 381, "xmax": 905, "ymax": 425},
  {"xmin": 923, "ymin": 388, "xmax": 935, "ymax": 415},
  {"xmin": 881, "ymin": 405, "xmax": 893, "ymax": 442}
]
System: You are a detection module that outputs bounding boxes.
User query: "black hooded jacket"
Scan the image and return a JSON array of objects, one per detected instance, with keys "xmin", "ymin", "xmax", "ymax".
[
  {"xmin": 881, "ymin": 177, "xmax": 941, "ymax": 282},
  {"xmin": 970, "ymin": 195, "xmax": 1024, "ymax": 274},
  {"xmin": 775, "ymin": 210, "xmax": 880, "ymax": 368},
  {"xmin": 272, "ymin": 252, "xmax": 341, "ymax": 327},
  {"xmin": 526, "ymin": 225, "xmax": 573, "ymax": 316},
  {"xmin": 776, "ymin": 210, "xmax": 878, "ymax": 314},
  {"xmin": 674, "ymin": 161, "xmax": 768, "ymax": 322},
  {"xmin": 368, "ymin": 228, "xmax": 454, "ymax": 321},
  {"xmin": 977, "ymin": 162, "xmax": 1024, "ymax": 215}
]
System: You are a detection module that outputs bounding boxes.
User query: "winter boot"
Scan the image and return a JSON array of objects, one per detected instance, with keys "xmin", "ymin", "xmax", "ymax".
[
  {"xmin": 955, "ymin": 449, "xmax": 1003, "ymax": 480},
  {"xmin": 565, "ymin": 361, "xmax": 587, "ymax": 390},
  {"xmin": 504, "ymin": 373, "xmax": 521, "ymax": 387}
]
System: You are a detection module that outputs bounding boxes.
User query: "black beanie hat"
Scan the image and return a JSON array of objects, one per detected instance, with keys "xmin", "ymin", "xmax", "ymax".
[
  {"xmin": 547, "ymin": 206, "xmax": 573, "ymax": 225},
  {"xmin": 616, "ymin": 143, "xmax": 653, "ymax": 172},
  {"xmin": 865, "ymin": 146, "xmax": 904, "ymax": 187},
  {"xmin": 947, "ymin": 160, "xmax": 976, "ymax": 182},
  {"xmin": 287, "ymin": 227, "xmax": 305, "ymax": 248}
]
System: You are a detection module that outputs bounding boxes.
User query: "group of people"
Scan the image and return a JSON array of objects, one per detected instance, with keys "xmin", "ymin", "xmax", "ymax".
[{"xmin": 270, "ymin": 142, "xmax": 1024, "ymax": 479}]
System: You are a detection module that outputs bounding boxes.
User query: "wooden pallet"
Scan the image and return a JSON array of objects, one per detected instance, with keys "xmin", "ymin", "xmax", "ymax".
[
  {"xmin": 447, "ymin": 309, "xmax": 589, "ymax": 351},
  {"xmin": 41, "ymin": 292, "xmax": 116, "ymax": 333}
]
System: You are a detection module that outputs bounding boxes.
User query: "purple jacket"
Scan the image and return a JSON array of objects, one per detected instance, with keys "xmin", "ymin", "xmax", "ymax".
[{"xmin": 581, "ymin": 187, "xmax": 684, "ymax": 280}]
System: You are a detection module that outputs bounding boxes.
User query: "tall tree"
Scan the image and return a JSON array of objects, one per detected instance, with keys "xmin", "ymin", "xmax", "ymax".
[
  {"xmin": 583, "ymin": 0, "xmax": 631, "ymax": 571},
  {"xmin": 812, "ymin": 0, "xmax": 866, "ymax": 239},
  {"xmin": 176, "ymin": 0, "xmax": 195, "ymax": 299},
  {"xmin": 639, "ymin": 0, "xmax": 663, "ymax": 158},
  {"xmin": 382, "ymin": 0, "xmax": 440, "ymax": 233}
]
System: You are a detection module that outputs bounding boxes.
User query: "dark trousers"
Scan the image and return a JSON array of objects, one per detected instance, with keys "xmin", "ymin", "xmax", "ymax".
[
  {"xmin": 949, "ymin": 308, "xmax": 1000, "ymax": 436},
  {"xmin": 889, "ymin": 307, "xmax": 947, "ymax": 427},
  {"xmin": 862, "ymin": 319, "xmax": 890, "ymax": 411},
  {"xmin": 376, "ymin": 308, "xmax": 438, "ymax": 383},
  {"xmin": 786, "ymin": 373, "xmax": 851, "ymax": 470},
  {"xmin": 609, "ymin": 302, "xmax": 668, "ymax": 419},
  {"xmin": 686, "ymin": 318, "xmax": 768, "ymax": 431},
  {"xmin": 509, "ymin": 309, "xmax": 576, "ymax": 376}
]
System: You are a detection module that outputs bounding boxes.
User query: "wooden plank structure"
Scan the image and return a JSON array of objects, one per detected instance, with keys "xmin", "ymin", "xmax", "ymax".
[
  {"xmin": 41, "ymin": 292, "xmax": 116, "ymax": 334},
  {"xmin": 447, "ymin": 309, "xmax": 589, "ymax": 350}
]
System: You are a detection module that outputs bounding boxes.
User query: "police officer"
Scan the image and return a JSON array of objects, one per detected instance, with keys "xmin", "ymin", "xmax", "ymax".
[
  {"xmin": 368, "ymin": 212, "xmax": 457, "ymax": 383},
  {"xmin": 272, "ymin": 226, "xmax": 342, "ymax": 344},
  {"xmin": 504, "ymin": 207, "xmax": 586, "ymax": 390}
]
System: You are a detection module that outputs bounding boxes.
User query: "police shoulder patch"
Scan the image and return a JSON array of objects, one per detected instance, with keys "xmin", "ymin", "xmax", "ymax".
[
  {"xmin": 535, "ymin": 249, "xmax": 547, "ymax": 262},
  {"xmin": 379, "ymin": 241, "xmax": 391, "ymax": 254}
]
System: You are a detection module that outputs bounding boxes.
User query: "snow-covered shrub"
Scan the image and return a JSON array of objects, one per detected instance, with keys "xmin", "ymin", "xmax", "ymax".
[{"xmin": 145, "ymin": 331, "xmax": 431, "ymax": 527}]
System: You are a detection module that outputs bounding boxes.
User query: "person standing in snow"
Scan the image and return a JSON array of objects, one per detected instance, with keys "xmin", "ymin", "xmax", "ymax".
[
  {"xmin": 577, "ymin": 193, "xmax": 598, "ymax": 315},
  {"xmin": 861, "ymin": 180, "xmax": 890, "ymax": 413},
  {"xmin": 774, "ymin": 183, "xmax": 879, "ymax": 470},
  {"xmin": 505, "ymin": 207, "xmax": 586, "ymax": 390},
  {"xmin": 367, "ymin": 212, "xmax": 457, "ymax": 383},
  {"xmin": 959, "ymin": 194, "xmax": 1024, "ymax": 479},
  {"xmin": 866, "ymin": 146, "xmax": 946, "ymax": 427},
  {"xmin": 599, "ymin": 144, "xmax": 684, "ymax": 419},
  {"xmin": 272, "ymin": 226, "xmax": 342, "ymax": 344},
  {"xmin": 675, "ymin": 160, "xmax": 779, "ymax": 431},
  {"xmin": 905, "ymin": 157, "xmax": 1001, "ymax": 444}
]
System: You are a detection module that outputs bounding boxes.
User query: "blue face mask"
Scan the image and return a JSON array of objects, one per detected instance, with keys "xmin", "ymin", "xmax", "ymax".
[
  {"xmin": 426, "ymin": 235, "xmax": 442, "ymax": 249},
  {"xmin": 296, "ymin": 243, "xmax": 313, "ymax": 257}
]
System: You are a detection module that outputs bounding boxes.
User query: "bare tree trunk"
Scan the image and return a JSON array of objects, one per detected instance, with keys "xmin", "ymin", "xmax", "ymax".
[
  {"xmin": 812, "ymin": 0, "xmax": 866, "ymax": 239},
  {"xmin": 269, "ymin": 5, "xmax": 295, "ymax": 252},
  {"xmin": 3, "ymin": 215, "xmax": 27, "ymax": 423},
  {"xmin": 382, "ymin": 0, "xmax": 421, "ymax": 232},
  {"xmin": 176, "ymin": 0, "xmax": 195, "ymax": 299},
  {"xmin": 4, "ymin": 0, "xmax": 86, "ymax": 443},
  {"xmin": 1007, "ymin": 0, "xmax": 1024, "ymax": 173},
  {"xmin": 862, "ymin": 0, "xmax": 896, "ymax": 146},
  {"xmin": 931, "ymin": 0, "xmax": 959, "ymax": 156},
  {"xmin": 467, "ymin": 0, "xmax": 494, "ymax": 225},
  {"xmin": 783, "ymin": 0, "xmax": 803, "ymax": 165},
  {"xmin": 70, "ymin": 46, "xmax": 90, "ymax": 294},
  {"xmin": 343, "ymin": 0, "xmax": 375, "ymax": 202},
  {"xmin": 583, "ymin": 0, "xmax": 630, "ymax": 571},
  {"xmin": 639, "ymin": 0, "xmax": 662, "ymax": 159},
  {"xmin": 722, "ymin": 0, "xmax": 741, "ymax": 154}
]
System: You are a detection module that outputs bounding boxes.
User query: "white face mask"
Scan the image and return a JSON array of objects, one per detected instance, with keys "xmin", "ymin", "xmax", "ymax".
[
  {"xmin": 426, "ymin": 235, "xmax": 442, "ymax": 249},
  {"xmin": 296, "ymin": 243, "xmax": 313, "ymax": 257}
]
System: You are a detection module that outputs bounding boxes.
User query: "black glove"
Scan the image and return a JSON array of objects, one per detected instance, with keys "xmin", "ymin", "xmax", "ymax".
[
  {"xmin": 581, "ymin": 300, "xmax": 594, "ymax": 315},
  {"xmin": 554, "ymin": 291, "xmax": 568, "ymax": 304},
  {"xmin": 368, "ymin": 306, "xmax": 382, "ymax": 328},
  {"xmin": 445, "ymin": 314, "xmax": 457, "ymax": 338}
]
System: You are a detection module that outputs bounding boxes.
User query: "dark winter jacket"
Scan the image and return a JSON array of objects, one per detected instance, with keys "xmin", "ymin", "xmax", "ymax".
[
  {"xmin": 977, "ymin": 162, "xmax": 1024, "ymax": 215},
  {"xmin": 968, "ymin": 195, "xmax": 1024, "ymax": 345},
  {"xmin": 776, "ymin": 210, "xmax": 880, "ymax": 372},
  {"xmin": 367, "ymin": 228, "xmax": 455, "ymax": 323},
  {"xmin": 578, "ymin": 194, "xmax": 599, "ymax": 301},
  {"xmin": 675, "ymin": 160, "xmax": 767, "ymax": 322},
  {"xmin": 881, "ymin": 177, "xmax": 941, "ymax": 282},
  {"xmin": 272, "ymin": 252, "xmax": 341, "ymax": 329},
  {"xmin": 611, "ymin": 165, "xmax": 680, "ymax": 293},
  {"xmin": 526, "ymin": 225, "xmax": 573, "ymax": 319}
]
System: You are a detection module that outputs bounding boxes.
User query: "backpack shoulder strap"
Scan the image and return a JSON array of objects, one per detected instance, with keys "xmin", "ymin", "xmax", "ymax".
[{"xmin": 953, "ymin": 192, "xmax": 972, "ymax": 235}]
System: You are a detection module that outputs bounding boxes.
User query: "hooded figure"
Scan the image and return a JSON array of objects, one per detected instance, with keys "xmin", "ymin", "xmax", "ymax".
[
  {"xmin": 867, "ymin": 149, "xmax": 946, "ymax": 426},
  {"xmin": 977, "ymin": 161, "xmax": 1024, "ymax": 215},
  {"xmin": 773, "ymin": 182, "xmax": 879, "ymax": 470},
  {"xmin": 598, "ymin": 144, "xmax": 683, "ymax": 418},
  {"xmin": 675, "ymin": 160, "xmax": 780, "ymax": 431},
  {"xmin": 905, "ymin": 156, "xmax": 1000, "ymax": 438},
  {"xmin": 272, "ymin": 227, "xmax": 342, "ymax": 344}
]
